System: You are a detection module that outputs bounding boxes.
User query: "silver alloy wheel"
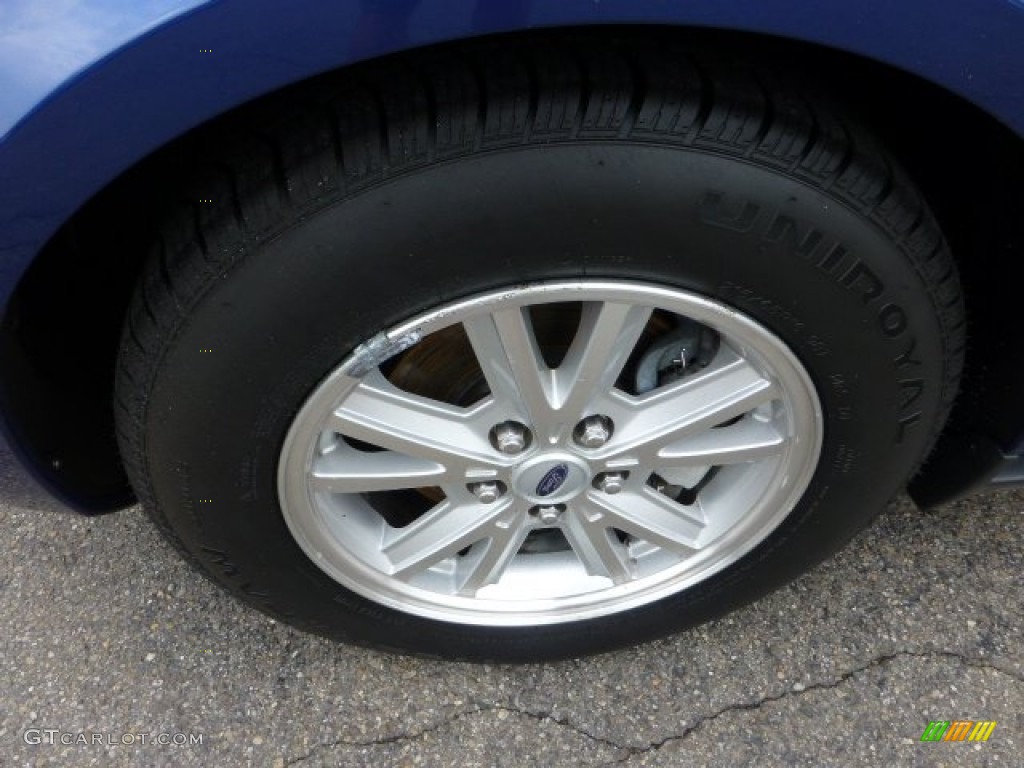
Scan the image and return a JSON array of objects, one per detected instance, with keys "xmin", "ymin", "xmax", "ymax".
[{"xmin": 278, "ymin": 281, "xmax": 823, "ymax": 626}]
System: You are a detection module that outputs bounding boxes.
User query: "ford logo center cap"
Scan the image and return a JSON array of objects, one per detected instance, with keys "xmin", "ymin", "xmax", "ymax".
[{"xmin": 536, "ymin": 464, "xmax": 570, "ymax": 497}]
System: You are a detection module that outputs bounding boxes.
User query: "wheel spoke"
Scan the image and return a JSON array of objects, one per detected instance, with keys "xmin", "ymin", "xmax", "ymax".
[
  {"xmin": 464, "ymin": 302, "xmax": 652, "ymax": 443},
  {"xmin": 597, "ymin": 349, "xmax": 778, "ymax": 467},
  {"xmin": 562, "ymin": 503, "xmax": 635, "ymax": 584},
  {"xmin": 657, "ymin": 418, "xmax": 787, "ymax": 468},
  {"xmin": 382, "ymin": 498, "xmax": 517, "ymax": 579},
  {"xmin": 551, "ymin": 302, "xmax": 653, "ymax": 427},
  {"xmin": 455, "ymin": 519, "xmax": 531, "ymax": 595},
  {"xmin": 329, "ymin": 370, "xmax": 499, "ymax": 472},
  {"xmin": 586, "ymin": 487, "xmax": 705, "ymax": 554},
  {"xmin": 311, "ymin": 447, "xmax": 449, "ymax": 493},
  {"xmin": 462, "ymin": 308, "xmax": 551, "ymax": 427}
]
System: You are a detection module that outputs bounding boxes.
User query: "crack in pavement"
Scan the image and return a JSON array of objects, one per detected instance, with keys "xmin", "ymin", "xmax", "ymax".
[
  {"xmin": 282, "ymin": 708, "xmax": 488, "ymax": 765},
  {"xmin": 283, "ymin": 649, "xmax": 1021, "ymax": 766},
  {"xmin": 282, "ymin": 704, "xmax": 630, "ymax": 765},
  {"xmin": 593, "ymin": 648, "xmax": 1023, "ymax": 766},
  {"xmin": 912, "ymin": 649, "xmax": 1023, "ymax": 685}
]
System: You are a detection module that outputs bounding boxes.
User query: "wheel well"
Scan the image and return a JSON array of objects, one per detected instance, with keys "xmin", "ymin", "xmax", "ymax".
[{"xmin": 2, "ymin": 26, "xmax": 1021, "ymax": 512}]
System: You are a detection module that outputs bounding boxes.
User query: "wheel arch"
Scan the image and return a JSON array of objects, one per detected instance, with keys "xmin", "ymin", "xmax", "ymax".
[{"xmin": 1, "ymin": 25, "xmax": 1022, "ymax": 512}]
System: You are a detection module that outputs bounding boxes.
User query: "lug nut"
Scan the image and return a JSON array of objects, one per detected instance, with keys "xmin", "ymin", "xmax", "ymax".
[
  {"xmin": 574, "ymin": 415, "xmax": 613, "ymax": 449},
  {"xmin": 595, "ymin": 472, "xmax": 627, "ymax": 495},
  {"xmin": 530, "ymin": 505, "xmax": 564, "ymax": 525},
  {"xmin": 490, "ymin": 421, "xmax": 531, "ymax": 455},
  {"xmin": 469, "ymin": 481, "xmax": 503, "ymax": 504}
]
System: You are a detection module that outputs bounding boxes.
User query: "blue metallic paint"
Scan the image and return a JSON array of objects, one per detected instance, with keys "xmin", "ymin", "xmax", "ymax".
[{"xmin": 0, "ymin": 1, "xmax": 207, "ymax": 136}]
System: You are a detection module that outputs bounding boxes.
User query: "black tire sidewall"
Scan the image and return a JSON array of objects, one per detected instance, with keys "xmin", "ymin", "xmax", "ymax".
[{"xmin": 141, "ymin": 144, "xmax": 945, "ymax": 659}]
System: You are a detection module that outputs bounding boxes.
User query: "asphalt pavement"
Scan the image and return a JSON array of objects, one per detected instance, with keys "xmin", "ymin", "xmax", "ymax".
[{"xmin": 1, "ymin": 442, "xmax": 1021, "ymax": 767}]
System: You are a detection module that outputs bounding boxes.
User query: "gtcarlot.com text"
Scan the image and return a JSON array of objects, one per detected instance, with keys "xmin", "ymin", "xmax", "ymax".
[{"xmin": 24, "ymin": 729, "xmax": 203, "ymax": 746}]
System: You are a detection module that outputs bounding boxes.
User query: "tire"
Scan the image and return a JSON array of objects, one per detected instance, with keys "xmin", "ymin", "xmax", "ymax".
[{"xmin": 115, "ymin": 35, "xmax": 964, "ymax": 661}]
